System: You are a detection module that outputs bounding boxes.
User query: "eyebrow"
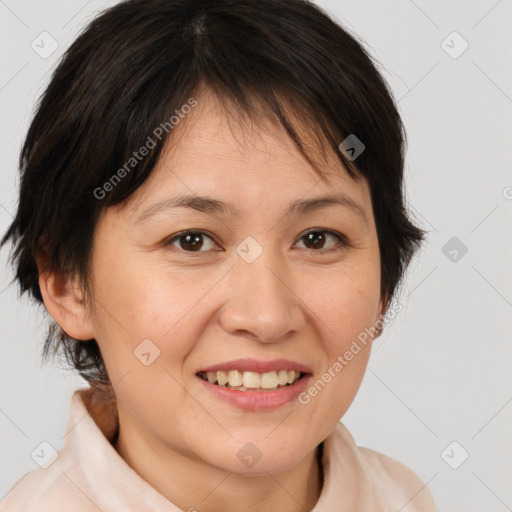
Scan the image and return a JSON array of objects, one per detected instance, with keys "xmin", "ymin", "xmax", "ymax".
[{"xmin": 133, "ymin": 193, "xmax": 368, "ymax": 226}]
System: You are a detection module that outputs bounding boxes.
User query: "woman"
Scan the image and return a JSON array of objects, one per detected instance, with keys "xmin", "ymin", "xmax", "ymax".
[{"xmin": 0, "ymin": 0, "xmax": 438, "ymax": 509}]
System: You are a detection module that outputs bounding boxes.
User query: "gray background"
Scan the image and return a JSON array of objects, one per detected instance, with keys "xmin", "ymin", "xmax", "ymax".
[{"xmin": 1, "ymin": 1, "xmax": 511, "ymax": 510}]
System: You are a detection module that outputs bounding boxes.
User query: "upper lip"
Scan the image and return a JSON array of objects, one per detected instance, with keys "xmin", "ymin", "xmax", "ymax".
[{"xmin": 197, "ymin": 358, "xmax": 313, "ymax": 374}]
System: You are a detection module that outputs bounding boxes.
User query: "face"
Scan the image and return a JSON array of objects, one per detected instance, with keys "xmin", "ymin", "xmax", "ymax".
[{"xmin": 75, "ymin": 90, "xmax": 384, "ymax": 475}]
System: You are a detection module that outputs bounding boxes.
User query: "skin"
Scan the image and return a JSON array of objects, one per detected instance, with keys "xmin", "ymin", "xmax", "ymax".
[{"xmin": 37, "ymin": 88, "xmax": 386, "ymax": 512}]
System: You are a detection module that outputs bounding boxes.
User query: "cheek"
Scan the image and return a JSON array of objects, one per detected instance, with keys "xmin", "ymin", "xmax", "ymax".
[
  {"xmin": 90, "ymin": 257, "xmax": 214, "ymax": 365},
  {"xmin": 315, "ymin": 264, "xmax": 380, "ymax": 402},
  {"xmin": 301, "ymin": 262, "xmax": 381, "ymax": 346}
]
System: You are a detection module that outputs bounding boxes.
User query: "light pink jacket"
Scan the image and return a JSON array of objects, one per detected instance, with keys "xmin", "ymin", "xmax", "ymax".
[{"xmin": 1, "ymin": 387, "xmax": 438, "ymax": 511}]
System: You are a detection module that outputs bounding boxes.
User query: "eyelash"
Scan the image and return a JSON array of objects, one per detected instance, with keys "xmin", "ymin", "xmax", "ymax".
[{"xmin": 165, "ymin": 229, "xmax": 350, "ymax": 255}]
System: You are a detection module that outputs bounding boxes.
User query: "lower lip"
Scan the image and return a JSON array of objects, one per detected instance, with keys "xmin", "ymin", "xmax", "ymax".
[{"xmin": 196, "ymin": 374, "xmax": 312, "ymax": 412}]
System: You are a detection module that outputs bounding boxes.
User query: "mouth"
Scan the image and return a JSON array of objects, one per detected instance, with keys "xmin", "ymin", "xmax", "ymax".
[
  {"xmin": 194, "ymin": 359, "xmax": 313, "ymax": 410},
  {"xmin": 195, "ymin": 363, "xmax": 313, "ymax": 411},
  {"xmin": 196, "ymin": 369, "xmax": 306, "ymax": 392}
]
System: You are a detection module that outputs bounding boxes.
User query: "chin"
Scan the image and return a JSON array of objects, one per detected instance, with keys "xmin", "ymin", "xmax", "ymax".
[{"xmin": 201, "ymin": 437, "xmax": 310, "ymax": 477}]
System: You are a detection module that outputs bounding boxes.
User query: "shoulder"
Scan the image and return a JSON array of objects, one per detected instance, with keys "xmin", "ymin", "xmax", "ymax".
[
  {"xmin": 333, "ymin": 423, "xmax": 439, "ymax": 511},
  {"xmin": 0, "ymin": 454, "xmax": 95, "ymax": 511},
  {"xmin": 359, "ymin": 446, "xmax": 439, "ymax": 511},
  {"xmin": 1, "ymin": 388, "xmax": 118, "ymax": 512},
  {"xmin": 0, "ymin": 428, "xmax": 97, "ymax": 512}
]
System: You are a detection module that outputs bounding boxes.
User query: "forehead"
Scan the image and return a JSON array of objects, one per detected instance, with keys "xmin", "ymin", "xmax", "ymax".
[{"xmin": 121, "ymin": 88, "xmax": 373, "ymax": 224}]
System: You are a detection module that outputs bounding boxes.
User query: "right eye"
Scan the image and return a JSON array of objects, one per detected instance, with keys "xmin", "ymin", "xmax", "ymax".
[{"xmin": 165, "ymin": 231, "xmax": 218, "ymax": 253}]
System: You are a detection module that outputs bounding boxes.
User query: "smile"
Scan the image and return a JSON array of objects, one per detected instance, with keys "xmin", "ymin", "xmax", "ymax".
[{"xmin": 197, "ymin": 369, "xmax": 304, "ymax": 392}]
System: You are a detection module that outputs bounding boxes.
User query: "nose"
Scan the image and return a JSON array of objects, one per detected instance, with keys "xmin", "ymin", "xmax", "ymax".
[{"xmin": 219, "ymin": 245, "xmax": 305, "ymax": 343}]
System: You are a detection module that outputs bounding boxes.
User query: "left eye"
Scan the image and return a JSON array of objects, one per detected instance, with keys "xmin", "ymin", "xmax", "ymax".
[
  {"xmin": 165, "ymin": 229, "xmax": 348, "ymax": 254},
  {"xmin": 294, "ymin": 229, "xmax": 348, "ymax": 253}
]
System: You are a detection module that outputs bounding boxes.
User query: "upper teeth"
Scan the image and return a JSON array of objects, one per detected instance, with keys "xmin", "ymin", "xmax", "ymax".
[{"xmin": 203, "ymin": 370, "xmax": 301, "ymax": 388}]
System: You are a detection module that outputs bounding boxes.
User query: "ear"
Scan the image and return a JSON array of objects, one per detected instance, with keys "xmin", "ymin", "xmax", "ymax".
[
  {"xmin": 372, "ymin": 296, "xmax": 389, "ymax": 340},
  {"xmin": 35, "ymin": 251, "xmax": 96, "ymax": 341}
]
